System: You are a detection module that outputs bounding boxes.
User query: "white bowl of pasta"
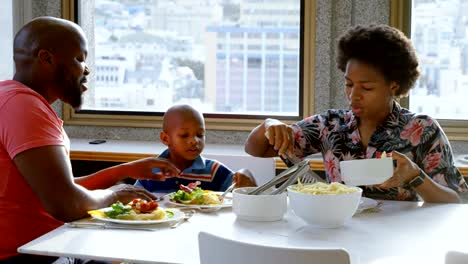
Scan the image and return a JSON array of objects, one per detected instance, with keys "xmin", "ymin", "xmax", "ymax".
[{"xmin": 287, "ymin": 182, "xmax": 362, "ymax": 228}]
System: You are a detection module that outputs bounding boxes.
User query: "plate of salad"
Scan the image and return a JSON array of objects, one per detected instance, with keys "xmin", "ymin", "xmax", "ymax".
[
  {"xmin": 88, "ymin": 199, "xmax": 184, "ymax": 224},
  {"xmin": 166, "ymin": 181, "xmax": 233, "ymax": 209}
]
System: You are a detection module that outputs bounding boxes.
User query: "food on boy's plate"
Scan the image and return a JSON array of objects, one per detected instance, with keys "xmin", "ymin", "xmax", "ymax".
[
  {"xmin": 88, "ymin": 199, "xmax": 174, "ymax": 221},
  {"xmin": 291, "ymin": 182, "xmax": 359, "ymax": 195},
  {"xmin": 169, "ymin": 181, "xmax": 222, "ymax": 205}
]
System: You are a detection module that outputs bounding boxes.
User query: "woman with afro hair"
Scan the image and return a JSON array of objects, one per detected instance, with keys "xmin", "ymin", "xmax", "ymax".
[{"xmin": 245, "ymin": 24, "xmax": 467, "ymax": 203}]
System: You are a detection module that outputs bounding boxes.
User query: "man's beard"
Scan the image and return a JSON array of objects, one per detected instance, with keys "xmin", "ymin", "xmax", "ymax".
[
  {"xmin": 56, "ymin": 67, "xmax": 83, "ymax": 109},
  {"xmin": 67, "ymin": 86, "xmax": 83, "ymax": 110}
]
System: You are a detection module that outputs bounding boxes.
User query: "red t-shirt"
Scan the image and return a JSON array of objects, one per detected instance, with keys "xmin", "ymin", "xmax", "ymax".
[{"xmin": 0, "ymin": 80, "xmax": 68, "ymax": 259}]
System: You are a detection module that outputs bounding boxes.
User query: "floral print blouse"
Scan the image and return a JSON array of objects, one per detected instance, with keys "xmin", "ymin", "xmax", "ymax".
[{"xmin": 288, "ymin": 102, "xmax": 468, "ymax": 201}]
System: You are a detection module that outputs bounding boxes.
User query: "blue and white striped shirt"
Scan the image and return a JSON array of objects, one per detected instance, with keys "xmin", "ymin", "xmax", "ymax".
[{"xmin": 135, "ymin": 149, "xmax": 234, "ymax": 193}]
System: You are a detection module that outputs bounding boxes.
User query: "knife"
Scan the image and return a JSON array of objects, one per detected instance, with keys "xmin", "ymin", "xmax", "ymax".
[{"xmin": 65, "ymin": 222, "xmax": 155, "ymax": 231}]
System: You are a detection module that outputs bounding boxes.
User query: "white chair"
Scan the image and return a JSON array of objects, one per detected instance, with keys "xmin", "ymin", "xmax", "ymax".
[
  {"xmin": 445, "ymin": 251, "xmax": 468, "ymax": 264},
  {"xmin": 202, "ymin": 154, "xmax": 275, "ymax": 185},
  {"xmin": 198, "ymin": 231, "xmax": 351, "ymax": 264}
]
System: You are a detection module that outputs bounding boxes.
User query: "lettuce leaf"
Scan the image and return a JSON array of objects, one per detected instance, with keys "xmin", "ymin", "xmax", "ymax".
[
  {"xmin": 104, "ymin": 201, "xmax": 132, "ymax": 218},
  {"xmin": 169, "ymin": 187, "xmax": 204, "ymax": 204}
]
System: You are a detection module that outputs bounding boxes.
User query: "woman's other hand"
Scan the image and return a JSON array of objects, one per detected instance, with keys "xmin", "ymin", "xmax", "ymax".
[{"xmin": 379, "ymin": 151, "xmax": 420, "ymax": 188}]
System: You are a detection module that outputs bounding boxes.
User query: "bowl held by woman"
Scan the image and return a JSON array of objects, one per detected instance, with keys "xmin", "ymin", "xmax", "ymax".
[{"xmin": 340, "ymin": 157, "xmax": 393, "ymax": 186}]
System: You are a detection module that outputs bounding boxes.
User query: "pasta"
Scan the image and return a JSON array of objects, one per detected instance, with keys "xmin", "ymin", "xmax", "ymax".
[
  {"xmin": 116, "ymin": 208, "xmax": 166, "ymax": 221},
  {"xmin": 88, "ymin": 199, "xmax": 167, "ymax": 221},
  {"xmin": 291, "ymin": 182, "xmax": 358, "ymax": 195},
  {"xmin": 202, "ymin": 192, "xmax": 222, "ymax": 205}
]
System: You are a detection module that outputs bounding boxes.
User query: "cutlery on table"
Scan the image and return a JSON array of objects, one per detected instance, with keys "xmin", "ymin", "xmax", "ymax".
[
  {"xmin": 248, "ymin": 132, "xmax": 325, "ymax": 195},
  {"xmin": 65, "ymin": 222, "xmax": 155, "ymax": 231},
  {"xmin": 270, "ymin": 163, "xmax": 312, "ymax": 195},
  {"xmin": 170, "ymin": 210, "xmax": 195, "ymax": 229},
  {"xmin": 219, "ymin": 182, "xmax": 236, "ymax": 201},
  {"xmin": 249, "ymin": 158, "xmax": 320, "ymax": 195},
  {"xmin": 172, "ymin": 205, "xmax": 223, "ymax": 213}
]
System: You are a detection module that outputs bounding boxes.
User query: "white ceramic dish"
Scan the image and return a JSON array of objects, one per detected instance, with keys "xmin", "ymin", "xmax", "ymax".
[
  {"xmin": 233, "ymin": 187, "xmax": 287, "ymax": 222},
  {"xmin": 90, "ymin": 209, "xmax": 184, "ymax": 225},
  {"xmin": 340, "ymin": 158, "xmax": 393, "ymax": 186},
  {"xmin": 287, "ymin": 184, "xmax": 362, "ymax": 228}
]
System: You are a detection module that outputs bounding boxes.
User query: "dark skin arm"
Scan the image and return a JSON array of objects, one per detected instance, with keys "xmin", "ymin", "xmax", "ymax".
[
  {"xmin": 245, "ymin": 118, "xmax": 294, "ymax": 158},
  {"xmin": 75, "ymin": 157, "xmax": 180, "ymax": 190},
  {"xmin": 13, "ymin": 146, "xmax": 179, "ymax": 222},
  {"xmin": 379, "ymin": 151, "xmax": 460, "ymax": 203}
]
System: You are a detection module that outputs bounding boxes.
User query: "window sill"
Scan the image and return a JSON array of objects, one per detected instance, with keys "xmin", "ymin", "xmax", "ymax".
[
  {"xmin": 69, "ymin": 138, "xmax": 468, "ymax": 176},
  {"xmin": 70, "ymin": 138, "xmax": 325, "ymax": 170},
  {"xmin": 70, "ymin": 138, "xmax": 246, "ymax": 160}
]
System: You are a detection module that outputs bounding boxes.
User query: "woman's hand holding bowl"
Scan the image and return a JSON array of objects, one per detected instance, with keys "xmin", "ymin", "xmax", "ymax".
[{"xmin": 379, "ymin": 151, "xmax": 421, "ymax": 189}]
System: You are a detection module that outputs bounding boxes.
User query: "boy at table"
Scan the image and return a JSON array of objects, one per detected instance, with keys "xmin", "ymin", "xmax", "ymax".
[{"xmin": 135, "ymin": 104, "xmax": 257, "ymax": 193}]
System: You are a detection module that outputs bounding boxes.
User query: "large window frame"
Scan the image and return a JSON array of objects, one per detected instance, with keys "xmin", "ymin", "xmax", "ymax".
[
  {"xmin": 1, "ymin": 0, "xmax": 33, "ymax": 80},
  {"xmin": 391, "ymin": 0, "xmax": 468, "ymax": 141},
  {"xmin": 13, "ymin": 1, "xmax": 33, "ymax": 33},
  {"xmin": 61, "ymin": 0, "xmax": 315, "ymax": 131}
]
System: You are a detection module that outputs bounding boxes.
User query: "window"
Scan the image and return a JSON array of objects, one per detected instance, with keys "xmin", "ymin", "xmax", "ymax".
[
  {"xmin": 392, "ymin": 0, "xmax": 468, "ymax": 140},
  {"xmin": 410, "ymin": 0, "xmax": 468, "ymax": 120},
  {"xmin": 0, "ymin": 0, "xmax": 14, "ymax": 80},
  {"xmin": 63, "ymin": 0, "xmax": 315, "ymax": 130}
]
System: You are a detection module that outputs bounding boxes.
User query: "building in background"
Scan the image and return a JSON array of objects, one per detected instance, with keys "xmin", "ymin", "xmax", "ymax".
[
  {"xmin": 83, "ymin": 0, "xmax": 301, "ymax": 116},
  {"xmin": 411, "ymin": 0, "xmax": 468, "ymax": 119}
]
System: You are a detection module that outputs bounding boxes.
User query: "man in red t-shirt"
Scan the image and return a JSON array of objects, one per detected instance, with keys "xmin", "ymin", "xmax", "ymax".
[{"xmin": 0, "ymin": 17, "xmax": 180, "ymax": 263}]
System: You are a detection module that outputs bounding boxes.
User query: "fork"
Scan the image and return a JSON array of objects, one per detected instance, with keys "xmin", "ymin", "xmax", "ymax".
[
  {"xmin": 248, "ymin": 159, "xmax": 307, "ymax": 195},
  {"xmin": 247, "ymin": 132, "xmax": 325, "ymax": 196},
  {"xmin": 219, "ymin": 182, "xmax": 236, "ymax": 201},
  {"xmin": 270, "ymin": 161, "xmax": 312, "ymax": 195},
  {"xmin": 249, "ymin": 155, "xmax": 325, "ymax": 195},
  {"xmin": 301, "ymin": 169, "xmax": 323, "ymax": 184},
  {"xmin": 264, "ymin": 130, "xmax": 325, "ymax": 184},
  {"xmin": 284, "ymin": 152, "xmax": 326, "ymax": 184},
  {"xmin": 170, "ymin": 210, "xmax": 194, "ymax": 229}
]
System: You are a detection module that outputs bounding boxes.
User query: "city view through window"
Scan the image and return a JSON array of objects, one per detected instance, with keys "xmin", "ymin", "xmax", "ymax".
[
  {"xmin": 410, "ymin": 0, "xmax": 468, "ymax": 120},
  {"xmin": 0, "ymin": 0, "xmax": 13, "ymax": 81},
  {"xmin": 79, "ymin": 0, "xmax": 301, "ymax": 116}
]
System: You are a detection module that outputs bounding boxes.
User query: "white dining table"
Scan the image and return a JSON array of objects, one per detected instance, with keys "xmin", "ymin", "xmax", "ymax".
[{"xmin": 18, "ymin": 199, "xmax": 468, "ymax": 264}]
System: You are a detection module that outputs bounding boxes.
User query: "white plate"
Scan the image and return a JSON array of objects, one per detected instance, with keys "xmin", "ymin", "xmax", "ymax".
[
  {"xmin": 165, "ymin": 192, "xmax": 233, "ymax": 209},
  {"xmin": 91, "ymin": 209, "xmax": 184, "ymax": 225},
  {"xmin": 356, "ymin": 197, "xmax": 380, "ymax": 214}
]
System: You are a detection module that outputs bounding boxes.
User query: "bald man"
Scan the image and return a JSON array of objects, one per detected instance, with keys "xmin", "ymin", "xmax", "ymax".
[
  {"xmin": 135, "ymin": 104, "xmax": 257, "ymax": 194},
  {"xmin": 0, "ymin": 17, "xmax": 179, "ymax": 263}
]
